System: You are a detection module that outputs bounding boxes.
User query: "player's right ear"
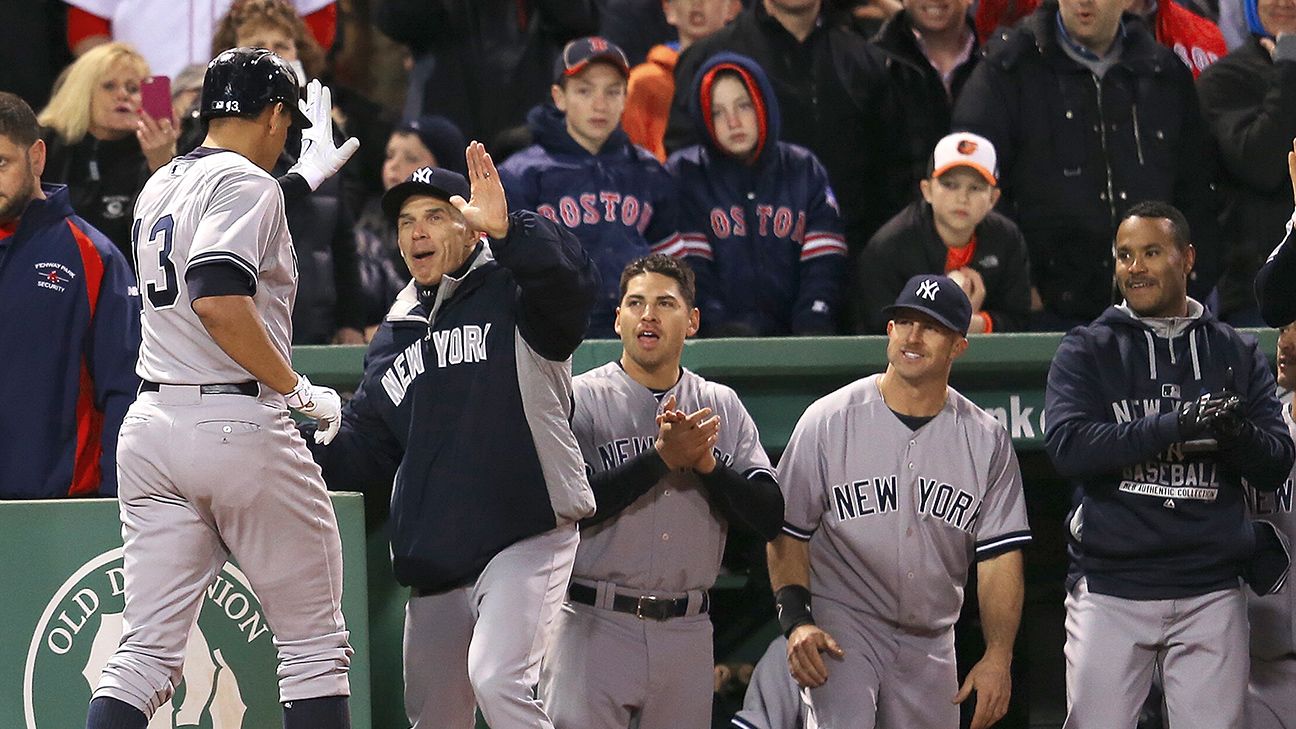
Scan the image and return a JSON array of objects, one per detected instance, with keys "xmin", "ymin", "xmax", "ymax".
[{"xmin": 28, "ymin": 138, "xmax": 45, "ymax": 180}]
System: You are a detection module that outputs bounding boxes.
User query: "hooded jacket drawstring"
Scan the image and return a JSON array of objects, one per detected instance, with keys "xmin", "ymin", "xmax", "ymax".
[
  {"xmin": 1189, "ymin": 328, "xmax": 1202, "ymax": 381},
  {"xmin": 1144, "ymin": 330, "xmax": 1158, "ymax": 380}
]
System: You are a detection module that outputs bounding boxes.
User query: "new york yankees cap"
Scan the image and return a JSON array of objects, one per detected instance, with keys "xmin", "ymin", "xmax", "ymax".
[
  {"xmin": 930, "ymin": 132, "xmax": 997, "ymax": 185},
  {"xmin": 554, "ymin": 36, "xmax": 630, "ymax": 84},
  {"xmin": 382, "ymin": 166, "xmax": 471, "ymax": 222},
  {"xmin": 882, "ymin": 274, "xmax": 973, "ymax": 335}
]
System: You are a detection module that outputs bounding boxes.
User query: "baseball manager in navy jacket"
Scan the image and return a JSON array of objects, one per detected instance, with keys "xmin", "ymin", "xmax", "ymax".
[
  {"xmin": 310, "ymin": 143, "xmax": 600, "ymax": 729},
  {"xmin": 1044, "ymin": 200, "xmax": 1295, "ymax": 729}
]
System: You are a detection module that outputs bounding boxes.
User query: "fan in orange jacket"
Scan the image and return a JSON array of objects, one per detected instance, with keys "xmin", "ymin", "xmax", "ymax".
[{"xmin": 623, "ymin": 0, "xmax": 740, "ymax": 161}]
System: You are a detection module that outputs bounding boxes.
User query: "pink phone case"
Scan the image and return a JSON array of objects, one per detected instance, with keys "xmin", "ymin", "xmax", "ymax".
[{"xmin": 140, "ymin": 76, "xmax": 172, "ymax": 121}]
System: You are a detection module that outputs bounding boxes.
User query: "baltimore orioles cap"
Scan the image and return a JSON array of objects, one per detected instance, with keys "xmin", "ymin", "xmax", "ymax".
[
  {"xmin": 881, "ymin": 274, "xmax": 973, "ymax": 336},
  {"xmin": 554, "ymin": 36, "xmax": 630, "ymax": 84},
  {"xmin": 382, "ymin": 166, "xmax": 471, "ymax": 222},
  {"xmin": 931, "ymin": 132, "xmax": 997, "ymax": 186}
]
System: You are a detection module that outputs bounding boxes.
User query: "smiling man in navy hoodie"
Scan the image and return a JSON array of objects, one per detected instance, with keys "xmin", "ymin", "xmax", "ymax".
[
  {"xmin": 1044, "ymin": 199, "xmax": 1295, "ymax": 729},
  {"xmin": 499, "ymin": 36, "xmax": 682, "ymax": 338},
  {"xmin": 0, "ymin": 91, "xmax": 140, "ymax": 499}
]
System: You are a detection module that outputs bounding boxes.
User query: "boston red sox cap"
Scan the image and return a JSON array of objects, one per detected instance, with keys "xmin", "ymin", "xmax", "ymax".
[
  {"xmin": 881, "ymin": 274, "xmax": 973, "ymax": 335},
  {"xmin": 382, "ymin": 166, "xmax": 471, "ymax": 222},
  {"xmin": 554, "ymin": 36, "xmax": 630, "ymax": 84}
]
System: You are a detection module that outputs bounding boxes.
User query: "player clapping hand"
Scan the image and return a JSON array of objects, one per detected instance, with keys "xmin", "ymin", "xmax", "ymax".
[{"xmin": 654, "ymin": 394, "xmax": 720, "ymax": 472}]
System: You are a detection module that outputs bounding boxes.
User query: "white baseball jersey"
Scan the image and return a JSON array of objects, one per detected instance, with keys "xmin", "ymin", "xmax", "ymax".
[
  {"xmin": 778, "ymin": 373, "xmax": 1031, "ymax": 631},
  {"xmin": 572, "ymin": 363, "xmax": 774, "ymax": 592},
  {"xmin": 1247, "ymin": 397, "xmax": 1296, "ymax": 660},
  {"xmin": 133, "ymin": 148, "xmax": 296, "ymax": 384},
  {"xmin": 65, "ymin": 0, "xmax": 332, "ymax": 78}
]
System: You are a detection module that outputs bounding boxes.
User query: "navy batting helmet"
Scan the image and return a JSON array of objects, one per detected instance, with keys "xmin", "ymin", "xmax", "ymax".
[{"xmin": 200, "ymin": 47, "xmax": 311, "ymax": 128}]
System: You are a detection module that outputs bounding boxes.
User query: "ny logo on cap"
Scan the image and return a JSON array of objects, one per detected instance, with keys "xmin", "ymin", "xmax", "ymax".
[
  {"xmin": 918, "ymin": 279, "xmax": 940, "ymax": 301},
  {"xmin": 411, "ymin": 168, "xmax": 434, "ymax": 184}
]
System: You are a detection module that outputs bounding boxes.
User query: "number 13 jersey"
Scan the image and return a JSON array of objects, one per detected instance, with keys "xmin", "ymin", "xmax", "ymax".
[{"xmin": 133, "ymin": 147, "xmax": 297, "ymax": 384}]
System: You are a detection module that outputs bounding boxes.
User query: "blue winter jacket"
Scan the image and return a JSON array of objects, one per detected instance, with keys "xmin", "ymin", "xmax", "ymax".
[
  {"xmin": 0, "ymin": 185, "xmax": 140, "ymax": 498},
  {"xmin": 1044, "ymin": 303, "xmax": 1295, "ymax": 599},
  {"xmin": 667, "ymin": 53, "xmax": 846, "ymax": 336},
  {"xmin": 498, "ymin": 104, "xmax": 680, "ymax": 338},
  {"xmin": 310, "ymin": 210, "xmax": 600, "ymax": 592}
]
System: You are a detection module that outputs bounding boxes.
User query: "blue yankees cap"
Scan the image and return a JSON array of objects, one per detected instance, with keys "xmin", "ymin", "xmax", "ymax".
[
  {"xmin": 381, "ymin": 166, "xmax": 471, "ymax": 222},
  {"xmin": 881, "ymin": 274, "xmax": 972, "ymax": 335},
  {"xmin": 554, "ymin": 36, "xmax": 630, "ymax": 84}
]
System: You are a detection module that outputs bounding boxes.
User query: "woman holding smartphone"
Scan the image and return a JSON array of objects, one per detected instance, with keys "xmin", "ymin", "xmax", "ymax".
[{"xmin": 38, "ymin": 42, "xmax": 177, "ymax": 265}]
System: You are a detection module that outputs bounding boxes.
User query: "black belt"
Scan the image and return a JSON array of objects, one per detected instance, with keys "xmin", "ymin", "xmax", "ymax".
[
  {"xmin": 567, "ymin": 583, "xmax": 707, "ymax": 621},
  {"xmin": 139, "ymin": 380, "xmax": 259, "ymax": 396}
]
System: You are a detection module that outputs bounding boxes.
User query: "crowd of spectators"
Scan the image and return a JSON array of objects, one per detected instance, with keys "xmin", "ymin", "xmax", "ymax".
[{"xmin": 2, "ymin": 0, "xmax": 1291, "ymax": 496}]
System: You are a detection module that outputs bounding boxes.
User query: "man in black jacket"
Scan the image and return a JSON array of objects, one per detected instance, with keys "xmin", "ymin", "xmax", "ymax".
[
  {"xmin": 953, "ymin": 0, "xmax": 1221, "ymax": 330},
  {"xmin": 1197, "ymin": 0, "xmax": 1296, "ymax": 325},
  {"xmin": 873, "ymin": 0, "xmax": 981, "ymax": 189},
  {"xmin": 665, "ymin": 0, "xmax": 914, "ymax": 274},
  {"xmin": 374, "ymin": 0, "xmax": 598, "ymax": 146}
]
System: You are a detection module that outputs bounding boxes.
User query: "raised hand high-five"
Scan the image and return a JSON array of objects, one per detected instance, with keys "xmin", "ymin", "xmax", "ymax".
[
  {"xmin": 451, "ymin": 141, "xmax": 510, "ymax": 239},
  {"xmin": 289, "ymin": 79, "xmax": 361, "ymax": 191}
]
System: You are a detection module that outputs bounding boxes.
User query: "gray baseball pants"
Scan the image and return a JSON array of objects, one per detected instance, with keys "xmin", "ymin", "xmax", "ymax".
[
  {"xmin": 1063, "ymin": 577, "xmax": 1248, "ymax": 729},
  {"xmin": 403, "ymin": 523, "xmax": 577, "ymax": 729},
  {"xmin": 539, "ymin": 586, "xmax": 714, "ymax": 729},
  {"xmin": 95, "ymin": 388, "xmax": 352, "ymax": 716}
]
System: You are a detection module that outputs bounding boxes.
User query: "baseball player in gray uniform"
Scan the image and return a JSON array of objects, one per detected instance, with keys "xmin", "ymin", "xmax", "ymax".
[
  {"xmin": 86, "ymin": 48, "xmax": 358, "ymax": 729},
  {"xmin": 731, "ymin": 636, "xmax": 808, "ymax": 729},
  {"xmin": 539, "ymin": 254, "xmax": 784, "ymax": 729},
  {"xmin": 1246, "ymin": 322, "xmax": 1296, "ymax": 729},
  {"xmin": 769, "ymin": 274, "xmax": 1031, "ymax": 729}
]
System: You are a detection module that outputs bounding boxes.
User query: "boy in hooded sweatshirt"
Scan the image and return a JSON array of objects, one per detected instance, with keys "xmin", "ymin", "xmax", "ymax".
[
  {"xmin": 499, "ymin": 36, "xmax": 682, "ymax": 338},
  {"xmin": 666, "ymin": 52, "xmax": 846, "ymax": 336}
]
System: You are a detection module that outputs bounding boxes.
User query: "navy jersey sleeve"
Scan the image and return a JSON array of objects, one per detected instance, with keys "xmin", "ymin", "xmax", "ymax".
[
  {"xmin": 87, "ymin": 237, "xmax": 143, "ymax": 496},
  {"xmin": 491, "ymin": 210, "xmax": 600, "ymax": 360},
  {"xmin": 1219, "ymin": 336, "xmax": 1295, "ymax": 491},
  {"xmin": 644, "ymin": 162, "xmax": 684, "ymax": 258},
  {"xmin": 666, "ymin": 150, "xmax": 725, "ymax": 330},
  {"xmin": 302, "ymin": 322, "xmax": 409, "ymax": 493},
  {"xmin": 792, "ymin": 159, "xmax": 847, "ymax": 335},
  {"xmin": 1257, "ymin": 215, "xmax": 1296, "ymax": 328}
]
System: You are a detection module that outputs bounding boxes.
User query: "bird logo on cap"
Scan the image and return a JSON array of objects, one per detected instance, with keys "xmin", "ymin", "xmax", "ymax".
[
  {"xmin": 957, "ymin": 140, "xmax": 978, "ymax": 155},
  {"xmin": 918, "ymin": 279, "xmax": 940, "ymax": 301}
]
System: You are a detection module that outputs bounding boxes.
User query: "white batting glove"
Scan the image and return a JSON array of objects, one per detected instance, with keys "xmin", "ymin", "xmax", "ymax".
[
  {"xmin": 285, "ymin": 373, "xmax": 342, "ymax": 445},
  {"xmin": 288, "ymin": 79, "xmax": 360, "ymax": 192}
]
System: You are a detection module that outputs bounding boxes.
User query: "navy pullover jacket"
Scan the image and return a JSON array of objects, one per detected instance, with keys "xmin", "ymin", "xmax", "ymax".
[
  {"xmin": 0, "ymin": 185, "xmax": 140, "ymax": 498},
  {"xmin": 1045, "ymin": 302, "xmax": 1294, "ymax": 599},
  {"xmin": 667, "ymin": 52, "xmax": 846, "ymax": 336}
]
